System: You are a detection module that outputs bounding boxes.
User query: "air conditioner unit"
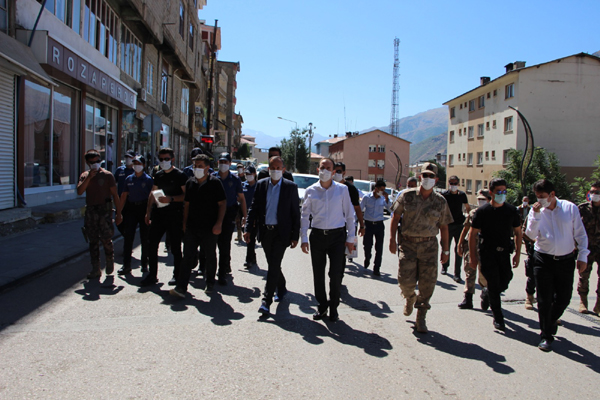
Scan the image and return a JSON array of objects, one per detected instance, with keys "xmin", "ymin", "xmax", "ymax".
[{"xmin": 138, "ymin": 88, "xmax": 147, "ymax": 102}]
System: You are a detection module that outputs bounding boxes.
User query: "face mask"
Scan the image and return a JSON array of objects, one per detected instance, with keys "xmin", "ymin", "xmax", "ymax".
[
  {"xmin": 450, "ymin": 185, "xmax": 458, "ymax": 192},
  {"xmin": 219, "ymin": 163, "xmax": 229, "ymax": 173},
  {"xmin": 237, "ymin": 168, "xmax": 244, "ymax": 174},
  {"xmin": 478, "ymin": 199, "xmax": 488, "ymax": 207},
  {"xmin": 269, "ymin": 170, "xmax": 282, "ymax": 181},
  {"xmin": 538, "ymin": 197, "xmax": 551, "ymax": 208},
  {"xmin": 159, "ymin": 161, "xmax": 171, "ymax": 170},
  {"xmin": 246, "ymin": 174, "xmax": 255, "ymax": 183},
  {"xmin": 125, "ymin": 158, "xmax": 133, "ymax": 167},
  {"xmin": 90, "ymin": 163, "xmax": 101, "ymax": 171},
  {"xmin": 319, "ymin": 169, "xmax": 332, "ymax": 182},
  {"xmin": 421, "ymin": 178, "xmax": 435, "ymax": 190},
  {"xmin": 193, "ymin": 167, "xmax": 205, "ymax": 179},
  {"xmin": 494, "ymin": 194, "xmax": 506, "ymax": 205},
  {"xmin": 522, "ymin": 201, "xmax": 528, "ymax": 206},
  {"xmin": 333, "ymin": 173, "xmax": 343, "ymax": 182},
  {"xmin": 133, "ymin": 165, "xmax": 144, "ymax": 173},
  {"xmin": 591, "ymin": 194, "xmax": 600, "ymax": 203}
]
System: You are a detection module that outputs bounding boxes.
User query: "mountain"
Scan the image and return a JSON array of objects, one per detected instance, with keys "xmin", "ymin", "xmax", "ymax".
[
  {"xmin": 593, "ymin": 50, "xmax": 600, "ymax": 57},
  {"xmin": 409, "ymin": 132, "xmax": 447, "ymax": 164}
]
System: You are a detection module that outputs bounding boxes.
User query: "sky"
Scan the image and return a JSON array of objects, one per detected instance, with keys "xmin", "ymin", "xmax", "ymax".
[{"xmin": 199, "ymin": 0, "xmax": 600, "ymax": 140}]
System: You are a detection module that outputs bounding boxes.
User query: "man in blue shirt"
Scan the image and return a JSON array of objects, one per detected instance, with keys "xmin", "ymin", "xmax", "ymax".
[
  {"xmin": 114, "ymin": 150, "xmax": 136, "ymax": 195},
  {"xmin": 243, "ymin": 166, "xmax": 258, "ymax": 269},
  {"xmin": 213, "ymin": 152, "xmax": 247, "ymax": 285},
  {"xmin": 360, "ymin": 180, "xmax": 389, "ymax": 276},
  {"xmin": 115, "ymin": 155, "xmax": 153, "ymax": 275}
]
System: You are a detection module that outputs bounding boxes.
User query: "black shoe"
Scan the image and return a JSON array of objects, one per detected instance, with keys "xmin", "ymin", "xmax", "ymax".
[
  {"xmin": 258, "ymin": 301, "xmax": 270, "ymax": 316},
  {"xmin": 313, "ymin": 309, "xmax": 328, "ymax": 320},
  {"xmin": 105, "ymin": 263, "xmax": 114, "ymax": 275},
  {"xmin": 274, "ymin": 288, "xmax": 287, "ymax": 302},
  {"xmin": 141, "ymin": 265, "xmax": 148, "ymax": 273},
  {"xmin": 168, "ymin": 277, "xmax": 177, "ymax": 286},
  {"xmin": 140, "ymin": 276, "xmax": 158, "ymax": 287},
  {"xmin": 453, "ymin": 276, "xmax": 462, "ymax": 283},
  {"xmin": 480, "ymin": 288, "xmax": 490, "ymax": 311},
  {"xmin": 373, "ymin": 269, "xmax": 381, "ymax": 276},
  {"xmin": 493, "ymin": 319, "xmax": 506, "ymax": 331},
  {"xmin": 329, "ymin": 311, "xmax": 339, "ymax": 322},
  {"xmin": 118, "ymin": 266, "xmax": 132, "ymax": 275},
  {"xmin": 218, "ymin": 277, "xmax": 227, "ymax": 286},
  {"xmin": 363, "ymin": 259, "xmax": 370, "ymax": 269},
  {"xmin": 538, "ymin": 339, "xmax": 552, "ymax": 352},
  {"xmin": 458, "ymin": 294, "xmax": 473, "ymax": 309},
  {"xmin": 205, "ymin": 282, "xmax": 214, "ymax": 293},
  {"xmin": 441, "ymin": 267, "xmax": 448, "ymax": 275}
]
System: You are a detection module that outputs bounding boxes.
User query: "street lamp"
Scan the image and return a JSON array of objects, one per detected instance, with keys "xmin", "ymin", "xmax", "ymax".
[
  {"xmin": 277, "ymin": 116, "xmax": 299, "ymax": 171},
  {"xmin": 307, "ymin": 123, "xmax": 315, "ymax": 174}
]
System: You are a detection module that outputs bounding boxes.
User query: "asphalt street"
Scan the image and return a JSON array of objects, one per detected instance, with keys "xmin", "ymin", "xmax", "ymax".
[{"xmin": 1, "ymin": 218, "xmax": 599, "ymax": 399}]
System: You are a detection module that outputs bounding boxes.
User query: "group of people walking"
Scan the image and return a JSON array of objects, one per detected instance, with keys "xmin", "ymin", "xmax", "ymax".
[{"xmin": 77, "ymin": 147, "xmax": 599, "ymax": 353}]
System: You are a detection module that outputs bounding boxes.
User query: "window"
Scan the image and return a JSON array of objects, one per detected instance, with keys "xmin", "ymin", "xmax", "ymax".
[
  {"xmin": 462, "ymin": 153, "xmax": 466, "ymax": 160},
  {"xmin": 42, "ymin": 0, "xmax": 81, "ymax": 35},
  {"xmin": 464, "ymin": 102, "xmax": 467, "ymax": 108},
  {"xmin": 503, "ymin": 149, "xmax": 510, "ymax": 165},
  {"xmin": 492, "ymin": 120, "xmax": 497, "ymax": 129},
  {"xmin": 458, "ymin": 128, "xmax": 462, "ymax": 136},
  {"xmin": 179, "ymin": 2, "xmax": 185, "ymax": 37},
  {"xmin": 493, "ymin": 89, "xmax": 497, "ymax": 97},
  {"xmin": 449, "ymin": 131, "xmax": 455, "ymax": 143},
  {"xmin": 188, "ymin": 23, "xmax": 194, "ymax": 50},
  {"xmin": 460, "ymin": 103, "xmax": 463, "ymax": 109},
  {"xmin": 467, "ymin": 153, "xmax": 473, "ymax": 166},
  {"xmin": 478, "ymin": 95, "xmax": 485, "ymax": 108},
  {"xmin": 120, "ymin": 24, "xmax": 142, "ymax": 81},
  {"xmin": 469, "ymin": 100, "xmax": 475, "ymax": 111},
  {"xmin": 484, "ymin": 180, "xmax": 488, "ymax": 188},
  {"xmin": 83, "ymin": 0, "xmax": 118, "ymax": 64},
  {"xmin": 491, "ymin": 150, "xmax": 496, "ymax": 160},
  {"xmin": 368, "ymin": 159, "xmax": 376, "ymax": 167},
  {"xmin": 0, "ymin": 0, "xmax": 7, "ymax": 34},
  {"xmin": 485, "ymin": 151, "xmax": 489, "ymax": 161},
  {"xmin": 368, "ymin": 144, "xmax": 377, "ymax": 152},
  {"xmin": 487, "ymin": 92, "xmax": 491, "ymax": 99},
  {"xmin": 468, "ymin": 126, "xmax": 474, "ymax": 139},
  {"xmin": 161, "ymin": 61, "xmax": 169, "ymax": 104},
  {"xmin": 377, "ymin": 160, "xmax": 385, "ymax": 169},
  {"xmin": 368, "ymin": 174, "xmax": 375, "ymax": 181},
  {"xmin": 146, "ymin": 62, "xmax": 154, "ymax": 95},
  {"xmin": 476, "ymin": 180, "xmax": 482, "ymax": 193},
  {"xmin": 466, "ymin": 180, "xmax": 472, "ymax": 193},
  {"xmin": 181, "ymin": 86, "xmax": 189, "ymax": 128},
  {"xmin": 477, "ymin": 124, "xmax": 484, "ymax": 137},
  {"xmin": 450, "ymin": 107, "xmax": 456, "ymax": 118},
  {"xmin": 504, "ymin": 116, "xmax": 513, "ymax": 132},
  {"xmin": 458, "ymin": 154, "xmax": 461, "ymax": 162},
  {"xmin": 505, "ymin": 83, "xmax": 514, "ymax": 99},
  {"xmin": 477, "ymin": 152, "xmax": 483, "ymax": 165},
  {"xmin": 449, "ymin": 154, "xmax": 454, "ymax": 166},
  {"xmin": 486, "ymin": 121, "xmax": 490, "ymax": 130},
  {"xmin": 461, "ymin": 179, "xmax": 465, "ymax": 186},
  {"xmin": 378, "ymin": 145, "xmax": 385, "ymax": 152}
]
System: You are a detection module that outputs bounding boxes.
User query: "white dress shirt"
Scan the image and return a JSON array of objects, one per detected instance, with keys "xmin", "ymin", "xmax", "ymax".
[
  {"xmin": 525, "ymin": 198, "xmax": 589, "ymax": 262},
  {"xmin": 301, "ymin": 180, "xmax": 356, "ymax": 243}
]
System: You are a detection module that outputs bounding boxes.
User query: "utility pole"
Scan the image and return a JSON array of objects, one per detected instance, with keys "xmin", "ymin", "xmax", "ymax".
[
  {"xmin": 390, "ymin": 38, "xmax": 400, "ymax": 137},
  {"xmin": 307, "ymin": 122, "xmax": 315, "ymax": 174}
]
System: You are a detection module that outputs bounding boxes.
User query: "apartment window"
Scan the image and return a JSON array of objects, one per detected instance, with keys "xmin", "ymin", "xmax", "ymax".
[
  {"xmin": 460, "ymin": 103, "xmax": 463, "ymax": 109},
  {"xmin": 378, "ymin": 145, "xmax": 385, "ymax": 152},
  {"xmin": 458, "ymin": 128, "xmax": 462, "ymax": 136},
  {"xmin": 485, "ymin": 151, "xmax": 489, "ymax": 161},
  {"xmin": 461, "ymin": 179, "xmax": 465, "ymax": 186},
  {"xmin": 450, "ymin": 107, "xmax": 456, "ymax": 118},
  {"xmin": 368, "ymin": 159, "xmax": 376, "ymax": 167},
  {"xmin": 458, "ymin": 154, "xmax": 461, "ymax": 162},
  {"xmin": 484, "ymin": 180, "xmax": 488, "ymax": 188},
  {"xmin": 368, "ymin": 144, "xmax": 377, "ymax": 152},
  {"xmin": 449, "ymin": 154, "xmax": 454, "ymax": 166},
  {"xmin": 179, "ymin": 2, "xmax": 185, "ymax": 38},
  {"xmin": 161, "ymin": 61, "xmax": 169, "ymax": 104},
  {"xmin": 0, "ymin": 0, "xmax": 7, "ymax": 34},
  {"xmin": 377, "ymin": 160, "xmax": 385, "ymax": 169},
  {"xmin": 486, "ymin": 121, "xmax": 490, "ymax": 130},
  {"xmin": 469, "ymin": 100, "xmax": 475, "ymax": 111},
  {"xmin": 504, "ymin": 116, "xmax": 513, "ymax": 132},
  {"xmin": 487, "ymin": 92, "xmax": 491, "ymax": 99},
  {"xmin": 468, "ymin": 126, "xmax": 474, "ymax": 139},
  {"xmin": 449, "ymin": 131, "xmax": 455, "ymax": 143},
  {"xmin": 188, "ymin": 23, "xmax": 194, "ymax": 50},
  {"xmin": 477, "ymin": 124, "xmax": 484, "ymax": 137},
  {"xmin": 492, "ymin": 120, "xmax": 497, "ymax": 129},
  {"xmin": 368, "ymin": 174, "xmax": 375, "ymax": 181},
  {"xmin": 83, "ymin": 0, "xmax": 118, "ymax": 64},
  {"xmin": 505, "ymin": 83, "xmax": 514, "ymax": 99},
  {"xmin": 464, "ymin": 102, "xmax": 467, "ymax": 108},
  {"xmin": 476, "ymin": 180, "xmax": 482, "ymax": 193},
  {"xmin": 120, "ymin": 24, "xmax": 142, "ymax": 82},
  {"xmin": 181, "ymin": 86, "xmax": 189, "ymax": 128},
  {"xmin": 503, "ymin": 149, "xmax": 510, "ymax": 165},
  {"xmin": 491, "ymin": 150, "xmax": 496, "ymax": 160},
  {"xmin": 463, "ymin": 153, "xmax": 466, "ymax": 160},
  {"xmin": 477, "ymin": 152, "xmax": 483, "ymax": 165},
  {"xmin": 467, "ymin": 153, "xmax": 473, "ymax": 166},
  {"xmin": 466, "ymin": 180, "xmax": 472, "ymax": 193},
  {"xmin": 493, "ymin": 89, "xmax": 497, "ymax": 97},
  {"xmin": 478, "ymin": 95, "xmax": 485, "ymax": 108},
  {"xmin": 146, "ymin": 62, "xmax": 154, "ymax": 95},
  {"xmin": 42, "ymin": 0, "xmax": 82, "ymax": 35}
]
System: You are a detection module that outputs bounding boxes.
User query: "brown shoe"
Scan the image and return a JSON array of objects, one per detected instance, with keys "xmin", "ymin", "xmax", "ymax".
[
  {"xmin": 404, "ymin": 296, "xmax": 416, "ymax": 316},
  {"xmin": 579, "ymin": 297, "xmax": 588, "ymax": 314},
  {"xmin": 593, "ymin": 299, "xmax": 600, "ymax": 315},
  {"xmin": 524, "ymin": 294, "xmax": 534, "ymax": 310},
  {"xmin": 415, "ymin": 309, "xmax": 428, "ymax": 333}
]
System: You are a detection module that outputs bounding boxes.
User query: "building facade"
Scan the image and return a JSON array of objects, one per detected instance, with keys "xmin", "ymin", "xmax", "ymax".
[{"xmin": 444, "ymin": 54, "xmax": 600, "ymax": 203}]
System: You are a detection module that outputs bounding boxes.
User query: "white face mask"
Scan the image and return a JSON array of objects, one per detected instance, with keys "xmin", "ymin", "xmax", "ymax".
[
  {"xmin": 194, "ymin": 167, "xmax": 205, "ymax": 179},
  {"xmin": 246, "ymin": 174, "xmax": 255, "ymax": 182},
  {"xmin": 522, "ymin": 201, "xmax": 528, "ymax": 206},
  {"xmin": 125, "ymin": 158, "xmax": 133, "ymax": 166},
  {"xmin": 478, "ymin": 199, "xmax": 488, "ymax": 207},
  {"xmin": 591, "ymin": 194, "xmax": 600, "ymax": 203},
  {"xmin": 538, "ymin": 197, "xmax": 551, "ymax": 208},
  {"xmin": 219, "ymin": 163, "xmax": 230, "ymax": 173},
  {"xmin": 319, "ymin": 169, "xmax": 332, "ymax": 182},
  {"xmin": 421, "ymin": 177, "xmax": 436, "ymax": 190},
  {"xmin": 333, "ymin": 173, "xmax": 343, "ymax": 182},
  {"xmin": 237, "ymin": 168, "xmax": 244, "ymax": 174},
  {"xmin": 450, "ymin": 185, "xmax": 458, "ymax": 192},
  {"xmin": 133, "ymin": 165, "xmax": 144, "ymax": 173},
  {"xmin": 159, "ymin": 160, "xmax": 171, "ymax": 170},
  {"xmin": 269, "ymin": 170, "xmax": 282, "ymax": 181},
  {"xmin": 90, "ymin": 163, "xmax": 101, "ymax": 171}
]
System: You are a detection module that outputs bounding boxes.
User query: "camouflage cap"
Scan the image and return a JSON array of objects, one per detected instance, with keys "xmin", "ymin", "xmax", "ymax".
[{"xmin": 421, "ymin": 162, "xmax": 438, "ymax": 176}]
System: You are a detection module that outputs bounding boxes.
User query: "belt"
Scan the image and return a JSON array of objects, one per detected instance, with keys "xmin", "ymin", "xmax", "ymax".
[
  {"xmin": 402, "ymin": 235, "xmax": 435, "ymax": 243},
  {"xmin": 313, "ymin": 227, "xmax": 345, "ymax": 235},
  {"xmin": 536, "ymin": 250, "xmax": 576, "ymax": 261},
  {"xmin": 365, "ymin": 220, "xmax": 384, "ymax": 224},
  {"xmin": 265, "ymin": 224, "xmax": 277, "ymax": 230}
]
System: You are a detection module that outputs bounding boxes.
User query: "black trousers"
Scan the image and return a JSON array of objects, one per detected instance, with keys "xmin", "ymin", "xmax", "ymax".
[
  {"xmin": 533, "ymin": 251, "xmax": 576, "ymax": 342},
  {"xmin": 443, "ymin": 223, "xmax": 464, "ymax": 276},
  {"xmin": 122, "ymin": 202, "xmax": 149, "ymax": 269},
  {"xmin": 178, "ymin": 227, "xmax": 217, "ymax": 292},
  {"xmin": 261, "ymin": 228, "xmax": 288, "ymax": 305},
  {"xmin": 524, "ymin": 241, "xmax": 536, "ymax": 295},
  {"xmin": 217, "ymin": 205, "xmax": 238, "ymax": 277},
  {"xmin": 310, "ymin": 228, "xmax": 346, "ymax": 313},
  {"xmin": 363, "ymin": 220, "xmax": 385, "ymax": 270},
  {"xmin": 479, "ymin": 247, "xmax": 513, "ymax": 323},
  {"xmin": 246, "ymin": 229, "xmax": 257, "ymax": 263},
  {"xmin": 148, "ymin": 206, "xmax": 183, "ymax": 280}
]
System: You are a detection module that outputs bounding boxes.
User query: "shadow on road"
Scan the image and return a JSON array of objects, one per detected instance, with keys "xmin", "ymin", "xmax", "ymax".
[
  {"xmin": 340, "ymin": 285, "xmax": 394, "ymax": 318},
  {"xmin": 74, "ymin": 275, "xmax": 124, "ymax": 301},
  {"xmin": 344, "ymin": 263, "xmax": 398, "ymax": 286},
  {"xmin": 553, "ymin": 337, "xmax": 600, "ymax": 374}
]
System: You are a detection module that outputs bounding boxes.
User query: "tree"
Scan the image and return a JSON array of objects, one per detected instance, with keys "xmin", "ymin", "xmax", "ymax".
[
  {"xmin": 571, "ymin": 155, "xmax": 600, "ymax": 204},
  {"xmin": 279, "ymin": 127, "xmax": 309, "ymax": 173},
  {"xmin": 234, "ymin": 143, "xmax": 251, "ymax": 160},
  {"xmin": 493, "ymin": 147, "xmax": 572, "ymax": 205}
]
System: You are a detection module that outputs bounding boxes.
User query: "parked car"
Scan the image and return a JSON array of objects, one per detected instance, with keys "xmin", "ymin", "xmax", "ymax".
[
  {"xmin": 294, "ymin": 173, "xmax": 320, "ymax": 207},
  {"xmin": 352, "ymin": 179, "xmax": 372, "ymax": 199}
]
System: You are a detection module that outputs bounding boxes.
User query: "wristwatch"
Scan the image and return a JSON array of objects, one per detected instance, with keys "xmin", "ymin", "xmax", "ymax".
[{"xmin": 443, "ymin": 250, "xmax": 450, "ymax": 255}]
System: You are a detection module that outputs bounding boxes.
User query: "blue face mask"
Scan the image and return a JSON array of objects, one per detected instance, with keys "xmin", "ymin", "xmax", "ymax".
[{"xmin": 495, "ymin": 194, "xmax": 506, "ymax": 205}]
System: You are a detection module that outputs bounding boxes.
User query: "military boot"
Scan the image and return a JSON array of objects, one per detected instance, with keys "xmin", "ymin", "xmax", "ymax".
[
  {"xmin": 404, "ymin": 296, "xmax": 416, "ymax": 316},
  {"xmin": 579, "ymin": 295, "xmax": 588, "ymax": 313},
  {"xmin": 458, "ymin": 293, "xmax": 473, "ymax": 309},
  {"xmin": 87, "ymin": 267, "xmax": 102, "ymax": 279},
  {"xmin": 593, "ymin": 299, "xmax": 600, "ymax": 315},
  {"xmin": 480, "ymin": 288, "xmax": 490, "ymax": 311},
  {"xmin": 415, "ymin": 309, "xmax": 428, "ymax": 333},
  {"xmin": 105, "ymin": 258, "xmax": 114, "ymax": 275},
  {"xmin": 524, "ymin": 294, "xmax": 534, "ymax": 310}
]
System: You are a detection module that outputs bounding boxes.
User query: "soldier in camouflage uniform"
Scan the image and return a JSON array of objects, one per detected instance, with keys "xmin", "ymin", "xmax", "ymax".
[
  {"xmin": 457, "ymin": 190, "xmax": 490, "ymax": 309},
  {"xmin": 77, "ymin": 149, "xmax": 121, "ymax": 279},
  {"xmin": 389, "ymin": 162, "xmax": 453, "ymax": 333},
  {"xmin": 577, "ymin": 181, "xmax": 600, "ymax": 314}
]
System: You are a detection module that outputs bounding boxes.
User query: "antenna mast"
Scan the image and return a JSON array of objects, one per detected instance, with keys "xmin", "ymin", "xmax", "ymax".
[{"xmin": 390, "ymin": 37, "xmax": 400, "ymax": 137}]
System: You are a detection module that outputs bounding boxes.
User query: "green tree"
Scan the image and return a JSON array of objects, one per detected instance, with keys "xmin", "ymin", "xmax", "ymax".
[
  {"xmin": 571, "ymin": 155, "xmax": 600, "ymax": 204},
  {"xmin": 234, "ymin": 143, "xmax": 251, "ymax": 160},
  {"xmin": 493, "ymin": 147, "xmax": 572, "ymax": 205},
  {"xmin": 279, "ymin": 127, "xmax": 309, "ymax": 173}
]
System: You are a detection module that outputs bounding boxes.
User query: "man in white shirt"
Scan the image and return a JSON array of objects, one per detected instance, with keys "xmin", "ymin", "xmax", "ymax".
[
  {"xmin": 301, "ymin": 158, "xmax": 356, "ymax": 322},
  {"xmin": 525, "ymin": 179, "xmax": 588, "ymax": 352}
]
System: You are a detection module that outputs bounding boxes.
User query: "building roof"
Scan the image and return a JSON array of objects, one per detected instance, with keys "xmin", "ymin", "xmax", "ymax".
[
  {"xmin": 240, "ymin": 137, "xmax": 255, "ymax": 145},
  {"xmin": 346, "ymin": 129, "xmax": 412, "ymax": 145},
  {"xmin": 310, "ymin": 152, "xmax": 324, "ymax": 159},
  {"xmin": 318, "ymin": 136, "xmax": 346, "ymax": 145},
  {"xmin": 443, "ymin": 52, "xmax": 600, "ymax": 105}
]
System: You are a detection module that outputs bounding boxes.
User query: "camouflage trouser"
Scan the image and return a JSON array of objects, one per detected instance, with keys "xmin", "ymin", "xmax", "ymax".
[
  {"xmin": 84, "ymin": 205, "xmax": 114, "ymax": 271},
  {"xmin": 462, "ymin": 241, "xmax": 487, "ymax": 294},
  {"xmin": 398, "ymin": 239, "xmax": 438, "ymax": 310},
  {"xmin": 577, "ymin": 251, "xmax": 600, "ymax": 296}
]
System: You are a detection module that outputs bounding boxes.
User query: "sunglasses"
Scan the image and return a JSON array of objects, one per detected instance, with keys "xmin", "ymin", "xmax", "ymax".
[
  {"xmin": 422, "ymin": 173, "xmax": 435, "ymax": 178},
  {"xmin": 158, "ymin": 157, "xmax": 171, "ymax": 161},
  {"xmin": 449, "ymin": 182, "xmax": 459, "ymax": 185},
  {"xmin": 88, "ymin": 159, "xmax": 100, "ymax": 164},
  {"xmin": 335, "ymin": 170, "xmax": 343, "ymax": 174},
  {"xmin": 496, "ymin": 190, "xmax": 508, "ymax": 195}
]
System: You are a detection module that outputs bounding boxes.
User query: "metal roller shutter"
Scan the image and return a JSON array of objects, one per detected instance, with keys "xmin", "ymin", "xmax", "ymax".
[{"xmin": 0, "ymin": 67, "xmax": 15, "ymax": 210}]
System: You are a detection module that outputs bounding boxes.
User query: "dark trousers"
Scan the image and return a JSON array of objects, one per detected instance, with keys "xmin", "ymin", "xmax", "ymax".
[
  {"xmin": 122, "ymin": 202, "xmax": 149, "ymax": 269},
  {"xmin": 524, "ymin": 241, "xmax": 536, "ymax": 295},
  {"xmin": 310, "ymin": 228, "xmax": 346, "ymax": 313},
  {"xmin": 443, "ymin": 223, "xmax": 464, "ymax": 276},
  {"xmin": 217, "ymin": 205, "xmax": 238, "ymax": 277},
  {"xmin": 533, "ymin": 251, "xmax": 576, "ymax": 342},
  {"xmin": 148, "ymin": 207, "xmax": 183, "ymax": 280},
  {"xmin": 246, "ymin": 229, "xmax": 257, "ymax": 263},
  {"xmin": 480, "ymin": 248, "xmax": 513, "ymax": 323},
  {"xmin": 261, "ymin": 228, "xmax": 288, "ymax": 305},
  {"xmin": 178, "ymin": 228, "xmax": 217, "ymax": 292},
  {"xmin": 84, "ymin": 205, "xmax": 114, "ymax": 270},
  {"xmin": 363, "ymin": 221, "xmax": 385, "ymax": 271}
]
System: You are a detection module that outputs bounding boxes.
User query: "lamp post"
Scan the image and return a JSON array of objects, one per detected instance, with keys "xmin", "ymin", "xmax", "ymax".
[
  {"xmin": 307, "ymin": 122, "xmax": 315, "ymax": 174},
  {"xmin": 277, "ymin": 116, "xmax": 299, "ymax": 171}
]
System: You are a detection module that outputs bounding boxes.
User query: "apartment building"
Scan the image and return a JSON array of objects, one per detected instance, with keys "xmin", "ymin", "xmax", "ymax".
[
  {"xmin": 444, "ymin": 53, "xmax": 600, "ymax": 203},
  {"xmin": 213, "ymin": 60, "xmax": 240, "ymax": 153}
]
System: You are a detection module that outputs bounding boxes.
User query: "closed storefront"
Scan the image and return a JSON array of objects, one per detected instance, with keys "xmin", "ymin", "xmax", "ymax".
[{"xmin": 0, "ymin": 67, "xmax": 15, "ymax": 209}]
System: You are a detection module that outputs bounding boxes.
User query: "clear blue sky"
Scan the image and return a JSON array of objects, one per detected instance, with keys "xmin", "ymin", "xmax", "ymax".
[{"xmin": 199, "ymin": 0, "xmax": 600, "ymax": 139}]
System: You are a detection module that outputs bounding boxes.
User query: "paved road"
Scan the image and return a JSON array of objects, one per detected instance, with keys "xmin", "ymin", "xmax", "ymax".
[{"xmin": 1, "ymin": 219, "xmax": 599, "ymax": 399}]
